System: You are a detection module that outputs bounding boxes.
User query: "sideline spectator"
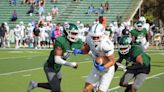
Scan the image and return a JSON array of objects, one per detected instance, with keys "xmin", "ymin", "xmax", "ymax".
[
  {"xmin": 46, "ymin": 12, "xmax": 52, "ymax": 25},
  {"xmin": 105, "ymin": 1, "xmax": 110, "ymax": 12},
  {"xmin": 51, "ymin": 0, "xmax": 59, "ymax": 3},
  {"xmin": 33, "ymin": 24, "xmax": 41, "ymax": 49},
  {"xmin": 39, "ymin": 0, "xmax": 45, "ymax": 7},
  {"xmin": 9, "ymin": 0, "xmax": 16, "ymax": 6},
  {"xmin": 38, "ymin": 13, "xmax": 45, "ymax": 27},
  {"xmin": 10, "ymin": 10, "xmax": 18, "ymax": 21},
  {"xmin": 0, "ymin": 23, "xmax": 7, "ymax": 48},
  {"xmin": 26, "ymin": 3, "xmax": 35, "ymax": 15},
  {"xmin": 86, "ymin": 4, "xmax": 94, "ymax": 15},
  {"xmin": 38, "ymin": 3, "xmax": 45, "ymax": 16},
  {"xmin": 54, "ymin": 23, "xmax": 61, "ymax": 39},
  {"xmin": 51, "ymin": 6, "xmax": 59, "ymax": 17},
  {"xmin": 101, "ymin": 3, "xmax": 105, "ymax": 14},
  {"xmin": 30, "ymin": 19, "xmax": 36, "ymax": 27}
]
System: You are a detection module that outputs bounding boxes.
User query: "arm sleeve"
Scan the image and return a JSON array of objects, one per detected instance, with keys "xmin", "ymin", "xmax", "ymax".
[{"xmin": 55, "ymin": 56, "xmax": 76, "ymax": 68}]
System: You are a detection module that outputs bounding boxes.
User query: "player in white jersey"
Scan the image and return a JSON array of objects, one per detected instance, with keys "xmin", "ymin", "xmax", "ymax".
[
  {"xmin": 73, "ymin": 23, "xmax": 115, "ymax": 92},
  {"xmin": 39, "ymin": 23, "xmax": 47, "ymax": 49},
  {"xmin": 78, "ymin": 23, "xmax": 86, "ymax": 42},
  {"xmin": 19, "ymin": 21, "xmax": 26, "ymax": 47},
  {"xmin": 139, "ymin": 16, "xmax": 150, "ymax": 32},
  {"xmin": 26, "ymin": 23, "xmax": 34, "ymax": 48},
  {"xmin": 14, "ymin": 25, "xmax": 21, "ymax": 49}
]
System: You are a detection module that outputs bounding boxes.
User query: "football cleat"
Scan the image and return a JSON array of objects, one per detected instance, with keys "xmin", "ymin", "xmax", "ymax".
[{"xmin": 27, "ymin": 80, "xmax": 37, "ymax": 92}]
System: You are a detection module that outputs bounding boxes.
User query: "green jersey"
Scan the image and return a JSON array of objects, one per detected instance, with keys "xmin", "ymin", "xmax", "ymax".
[
  {"xmin": 131, "ymin": 28, "xmax": 147, "ymax": 45},
  {"xmin": 46, "ymin": 35, "xmax": 83, "ymax": 73},
  {"xmin": 119, "ymin": 45, "xmax": 150, "ymax": 67}
]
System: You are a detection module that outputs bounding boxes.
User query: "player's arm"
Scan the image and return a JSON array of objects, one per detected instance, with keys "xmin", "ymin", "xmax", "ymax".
[
  {"xmin": 73, "ymin": 43, "xmax": 90, "ymax": 55},
  {"xmin": 115, "ymin": 56, "xmax": 123, "ymax": 71},
  {"xmin": 127, "ymin": 54, "xmax": 144, "ymax": 70},
  {"xmin": 81, "ymin": 43, "xmax": 90, "ymax": 54},
  {"xmin": 136, "ymin": 54, "xmax": 144, "ymax": 65},
  {"xmin": 54, "ymin": 46, "xmax": 78, "ymax": 69},
  {"xmin": 103, "ymin": 41, "xmax": 115, "ymax": 69},
  {"xmin": 104, "ymin": 53, "xmax": 115, "ymax": 69}
]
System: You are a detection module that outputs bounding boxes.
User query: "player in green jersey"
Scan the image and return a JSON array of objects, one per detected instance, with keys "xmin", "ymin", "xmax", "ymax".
[
  {"xmin": 27, "ymin": 23, "xmax": 83, "ymax": 92},
  {"xmin": 115, "ymin": 35, "xmax": 151, "ymax": 92},
  {"xmin": 130, "ymin": 21, "xmax": 150, "ymax": 50}
]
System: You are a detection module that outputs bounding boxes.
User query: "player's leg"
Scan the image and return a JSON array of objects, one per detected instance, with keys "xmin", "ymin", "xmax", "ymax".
[
  {"xmin": 44, "ymin": 64, "xmax": 61, "ymax": 92},
  {"xmin": 97, "ymin": 65, "xmax": 115, "ymax": 92},
  {"xmin": 119, "ymin": 72, "xmax": 134, "ymax": 92},
  {"xmin": 84, "ymin": 67, "xmax": 100, "ymax": 92},
  {"xmin": 84, "ymin": 82, "xmax": 94, "ymax": 92},
  {"xmin": 131, "ymin": 73, "xmax": 147, "ymax": 92}
]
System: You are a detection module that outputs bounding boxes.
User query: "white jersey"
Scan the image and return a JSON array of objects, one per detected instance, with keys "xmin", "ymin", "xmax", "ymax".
[
  {"xmin": 19, "ymin": 25, "xmax": 25, "ymax": 38},
  {"xmin": 85, "ymin": 35, "xmax": 115, "ymax": 92},
  {"xmin": 86, "ymin": 36, "xmax": 114, "ymax": 59},
  {"xmin": 39, "ymin": 27, "xmax": 46, "ymax": 37},
  {"xmin": 27, "ymin": 26, "xmax": 34, "ymax": 38},
  {"xmin": 143, "ymin": 23, "xmax": 150, "ymax": 32},
  {"xmin": 14, "ymin": 28, "xmax": 21, "ymax": 39}
]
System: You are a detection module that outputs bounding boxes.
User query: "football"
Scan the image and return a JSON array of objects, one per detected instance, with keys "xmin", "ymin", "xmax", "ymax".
[{"xmin": 95, "ymin": 56, "xmax": 109, "ymax": 65}]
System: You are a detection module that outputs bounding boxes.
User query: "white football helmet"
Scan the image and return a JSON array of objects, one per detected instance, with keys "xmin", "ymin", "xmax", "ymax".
[
  {"xmin": 28, "ymin": 23, "xmax": 32, "ymax": 27},
  {"xmin": 135, "ymin": 21, "xmax": 144, "ymax": 31},
  {"xmin": 139, "ymin": 16, "xmax": 146, "ymax": 23},
  {"xmin": 89, "ymin": 23, "xmax": 105, "ymax": 45},
  {"xmin": 19, "ymin": 21, "xmax": 24, "ymax": 25}
]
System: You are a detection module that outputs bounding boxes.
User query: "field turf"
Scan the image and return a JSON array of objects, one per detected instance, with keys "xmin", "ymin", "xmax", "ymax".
[{"xmin": 0, "ymin": 48, "xmax": 164, "ymax": 92}]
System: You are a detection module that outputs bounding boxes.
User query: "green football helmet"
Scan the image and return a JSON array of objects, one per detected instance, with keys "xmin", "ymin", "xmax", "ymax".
[
  {"xmin": 118, "ymin": 35, "xmax": 132, "ymax": 55},
  {"xmin": 65, "ymin": 23, "xmax": 79, "ymax": 42}
]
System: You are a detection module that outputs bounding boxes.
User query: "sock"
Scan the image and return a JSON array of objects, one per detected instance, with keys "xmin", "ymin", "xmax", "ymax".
[{"xmin": 125, "ymin": 85, "xmax": 132, "ymax": 92}]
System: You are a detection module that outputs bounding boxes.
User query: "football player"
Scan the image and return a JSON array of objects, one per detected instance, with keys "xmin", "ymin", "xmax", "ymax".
[
  {"xmin": 139, "ymin": 16, "xmax": 150, "ymax": 32},
  {"xmin": 27, "ymin": 23, "xmax": 83, "ymax": 92},
  {"xmin": 14, "ymin": 24, "xmax": 21, "ymax": 49},
  {"xmin": 130, "ymin": 21, "xmax": 150, "ymax": 50},
  {"xmin": 73, "ymin": 23, "xmax": 115, "ymax": 92},
  {"xmin": 19, "ymin": 21, "xmax": 26, "ymax": 47},
  {"xmin": 115, "ymin": 35, "xmax": 151, "ymax": 92}
]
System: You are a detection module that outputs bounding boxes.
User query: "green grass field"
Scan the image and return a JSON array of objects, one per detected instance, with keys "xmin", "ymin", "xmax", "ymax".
[{"xmin": 0, "ymin": 48, "xmax": 164, "ymax": 92}]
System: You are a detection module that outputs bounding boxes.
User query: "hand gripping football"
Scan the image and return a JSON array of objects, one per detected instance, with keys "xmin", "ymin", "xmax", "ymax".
[{"xmin": 95, "ymin": 56, "xmax": 109, "ymax": 66}]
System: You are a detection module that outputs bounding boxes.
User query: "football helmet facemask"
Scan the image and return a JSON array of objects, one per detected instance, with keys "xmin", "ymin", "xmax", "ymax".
[
  {"xmin": 118, "ymin": 35, "xmax": 132, "ymax": 55},
  {"xmin": 65, "ymin": 23, "xmax": 79, "ymax": 42},
  {"xmin": 89, "ymin": 23, "xmax": 105, "ymax": 46},
  {"xmin": 135, "ymin": 21, "xmax": 144, "ymax": 31}
]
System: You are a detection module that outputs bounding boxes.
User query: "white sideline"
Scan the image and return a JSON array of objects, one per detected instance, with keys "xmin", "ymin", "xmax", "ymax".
[
  {"xmin": 109, "ymin": 72, "xmax": 164, "ymax": 91},
  {"xmin": 0, "ymin": 61, "xmax": 91, "ymax": 76}
]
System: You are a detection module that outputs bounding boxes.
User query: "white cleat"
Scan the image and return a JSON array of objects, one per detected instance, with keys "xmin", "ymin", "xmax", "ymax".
[{"xmin": 27, "ymin": 80, "xmax": 37, "ymax": 92}]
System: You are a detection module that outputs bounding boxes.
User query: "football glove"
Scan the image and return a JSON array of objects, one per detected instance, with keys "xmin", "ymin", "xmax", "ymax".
[
  {"xmin": 73, "ymin": 49, "xmax": 83, "ymax": 55},
  {"xmin": 93, "ymin": 60, "xmax": 106, "ymax": 71}
]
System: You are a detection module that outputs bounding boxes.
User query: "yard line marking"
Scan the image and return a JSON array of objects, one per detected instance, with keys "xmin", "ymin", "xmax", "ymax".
[
  {"xmin": 109, "ymin": 72, "xmax": 164, "ymax": 91},
  {"xmin": 23, "ymin": 74, "xmax": 31, "ymax": 77},
  {"xmin": 81, "ymin": 76, "xmax": 88, "ymax": 78},
  {"xmin": 0, "ymin": 61, "xmax": 92, "ymax": 76},
  {"xmin": 0, "ymin": 68, "xmax": 42, "ymax": 76},
  {"xmin": 0, "ymin": 55, "xmax": 46, "ymax": 60}
]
